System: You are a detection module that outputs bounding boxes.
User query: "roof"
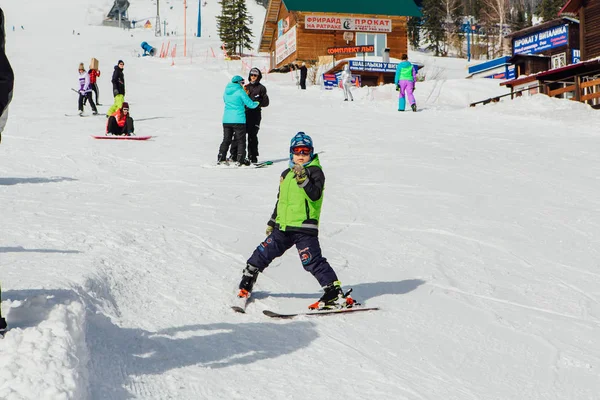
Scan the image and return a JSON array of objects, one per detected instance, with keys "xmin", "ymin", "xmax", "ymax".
[
  {"xmin": 559, "ymin": 0, "xmax": 583, "ymax": 14},
  {"xmin": 536, "ymin": 59, "xmax": 600, "ymax": 81},
  {"xmin": 281, "ymin": 0, "xmax": 422, "ymax": 17},
  {"xmin": 505, "ymin": 17, "xmax": 578, "ymax": 39}
]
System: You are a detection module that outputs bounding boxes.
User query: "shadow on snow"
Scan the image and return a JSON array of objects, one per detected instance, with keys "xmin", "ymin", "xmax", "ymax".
[{"xmin": 0, "ymin": 176, "xmax": 77, "ymax": 185}]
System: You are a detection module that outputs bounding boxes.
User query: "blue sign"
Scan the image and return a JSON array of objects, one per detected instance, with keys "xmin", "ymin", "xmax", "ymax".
[
  {"xmin": 349, "ymin": 60, "xmax": 398, "ymax": 73},
  {"xmin": 513, "ymin": 24, "xmax": 568, "ymax": 55},
  {"xmin": 572, "ymin": 49, "xmax": 580, "ymax": 64},
  {"xmin": 483, "ymin": 65, "xmax": 516, "ymax": 80}
]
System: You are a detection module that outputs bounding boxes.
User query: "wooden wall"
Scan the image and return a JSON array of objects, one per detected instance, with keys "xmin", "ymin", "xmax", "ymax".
[
  {"xmin": 582, "ymin": 0, "xmax": 600, "ymax": 60},
  {"xmin": 269, "ymin": 6, "xmax": 409, "ymax": 68}
]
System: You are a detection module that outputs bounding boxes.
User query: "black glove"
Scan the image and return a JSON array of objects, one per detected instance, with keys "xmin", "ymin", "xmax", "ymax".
[
  {"xmin": 395, "ymin": 85, "xmax": 400, "ymax": 91},
  {"xmin": 413, "ymin": 85, "xmax": 416, "ymax": 92},
  {"xmin": 113, "ymin": 88, "xmax": 119, "ymax": 96},
  {"xmin": 292, "ymin": 164, "xmax": 307, "ymax": 184}
]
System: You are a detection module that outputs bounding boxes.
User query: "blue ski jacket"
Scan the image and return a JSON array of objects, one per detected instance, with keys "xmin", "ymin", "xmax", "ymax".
[{"xmin": 222, "ymin": 81, "xmax": 259, "ymax": 124}]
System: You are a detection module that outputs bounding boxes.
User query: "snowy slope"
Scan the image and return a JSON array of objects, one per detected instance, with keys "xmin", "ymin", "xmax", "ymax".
[{"xmin": 2, "ymin": 1, "xmax": 600, "ymax": 399}]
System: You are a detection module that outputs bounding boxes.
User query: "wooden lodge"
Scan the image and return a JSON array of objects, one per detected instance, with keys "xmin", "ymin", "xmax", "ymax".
[
  {"xmin": 499, "ymin": 0, "xmax": 600, "ymax": 108},
  {"xmin": 258, "ymin": 0, "xmax": 421, "ymax": 86}
]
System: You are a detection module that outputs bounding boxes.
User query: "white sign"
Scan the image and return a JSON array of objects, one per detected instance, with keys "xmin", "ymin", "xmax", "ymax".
[
  {"xmin": 275, "ymin": 26, "xmax": 297, "ymax": 64},
  {"xmin": 305, "ymin": 15, "xmax": 392, "ymax": 32}
]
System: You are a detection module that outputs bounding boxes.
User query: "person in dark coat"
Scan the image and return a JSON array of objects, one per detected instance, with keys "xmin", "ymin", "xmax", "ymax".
[
  {"xmin": 106, "ymin": 60, "xmax": 125, "ymax": 116},
  {"xmin": 299, "ymin": 62, "xmax": 308, "ymax": 90},
  {"xmin": 0, "ymin": 7, "xmax": 14, "ymax": 334},
  {"xmin": 0, "ymin": 7, "xmax": 14, "ymax": 145},
  {"xmin": 218, "ymin": 75, "xmax": 259, "ymax": 166},
  {"xmin": 230, "ymin": 67, "xmax": 269, "ymax": 163}
]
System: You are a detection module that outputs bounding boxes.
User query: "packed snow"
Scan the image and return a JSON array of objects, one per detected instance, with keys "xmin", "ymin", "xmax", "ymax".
[{"xmin": 1, "ymin": 0, "xmax": 600, "ymax": 399}]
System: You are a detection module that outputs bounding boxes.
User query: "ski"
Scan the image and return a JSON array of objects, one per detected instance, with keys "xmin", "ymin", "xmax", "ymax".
[
  {"xmin": 253, "ymin": 161, "xmax": 273, "ymax": 168},
  {"xmin": 231, "ymin": 294, "xmax": 250, "ymax": 313},
  {"xmin": 263, "ymin": 307, "xmax": 379, "ymax": 319}
]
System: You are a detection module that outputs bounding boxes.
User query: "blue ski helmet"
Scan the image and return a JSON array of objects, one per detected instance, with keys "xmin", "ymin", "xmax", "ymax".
[
  {"xmin": 231, "ymin": 75, "xmax": 245, "ymax": 84},
  {"xmin": 289, "ymin": 132, "xmax": 314, "ymax": 162}
]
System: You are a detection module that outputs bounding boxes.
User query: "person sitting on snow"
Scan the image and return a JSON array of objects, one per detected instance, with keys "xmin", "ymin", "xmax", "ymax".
[{"xmin": 106, "ymin": 102, "xmax": 134, "ymax": 136}]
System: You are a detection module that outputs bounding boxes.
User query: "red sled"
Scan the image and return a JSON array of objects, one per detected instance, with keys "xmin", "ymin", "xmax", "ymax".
[{"xmin": 92, "ymin": 135, "xmax": 152, "ymax": 140}]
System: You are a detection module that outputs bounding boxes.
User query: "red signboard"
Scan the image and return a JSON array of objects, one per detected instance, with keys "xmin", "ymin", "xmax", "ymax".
[{"xmin": 326, "ymin": 45, "xmax": 374, "ymax": 55}]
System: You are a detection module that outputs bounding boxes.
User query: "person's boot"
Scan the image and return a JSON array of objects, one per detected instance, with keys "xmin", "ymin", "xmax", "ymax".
[
  {"xmin": 308, "ymin": 281, "xmax": 344, "ymax": 310},
  {"xmin": 411, "ymin": 103, "xmax": 417, "ymax": 112},
  {"xmin": 237, "ymin": 264, "xmax": 260, "ymax": 299}
]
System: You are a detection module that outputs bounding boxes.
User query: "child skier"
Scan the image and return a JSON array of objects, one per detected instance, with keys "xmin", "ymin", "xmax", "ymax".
[
  {"xmin": 394, "ymin": 53, "xmax": 417, "ymax": 112},
  {"xmin": 77, "ymin": 63, "xmax": 97, "ymax": 115},
  {"xmin": 236, "ymin": 132, "xmax": 355, "ymax": 310}
]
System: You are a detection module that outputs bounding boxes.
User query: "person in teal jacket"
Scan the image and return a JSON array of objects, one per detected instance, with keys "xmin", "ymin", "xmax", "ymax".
[
  {"xmin": 235, "ymin": 132, "xmax": 356, "ymax": 310},
  {"xmin": 394, "ymin": 53, "xmax": 417, "ymax": 112},
  {"xmin": 217, "ymin": 75, "xmax": 259, "ymax": 165}
]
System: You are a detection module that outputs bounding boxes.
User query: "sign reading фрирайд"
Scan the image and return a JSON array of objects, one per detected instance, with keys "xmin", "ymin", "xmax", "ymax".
[{"xmin": 305, "ymin": 15, "xmax": 392, "ymax": 32}]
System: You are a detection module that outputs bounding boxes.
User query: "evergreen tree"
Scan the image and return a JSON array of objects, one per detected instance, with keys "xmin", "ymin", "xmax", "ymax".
[
  {"xmin": 407, "ymin": 17, "xmax": 422, "ymax": 49},
  {"xmin": 232, "ymin": 0, "xmax": 254, "ymax": 55},
  {"xmin": 536, "ymin": 0, "xmax": 564, "ymax": 21},
  {"xmin": 422, "ymin": 0, "xmax": 447, "ymax": 56},
  {"xmin": 217, "ymin": 0, "xmax": 254, "ymax": 56}
]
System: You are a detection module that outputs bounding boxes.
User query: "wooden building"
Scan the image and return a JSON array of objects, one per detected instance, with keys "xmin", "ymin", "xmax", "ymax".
[
  {"xmin": 498, "ymin": 2, "xmax": 600, "ymax": 108},
  {"xmin": 560, "ymin": 0, "xmax": 600, "ymax": 60},
  {"xmin": 258, "ymin": 0, "xmax": 421, "ymax": 82},
  {"xmin": 506, "ymin": 17, "xmax": 580, "ymax": 78}
]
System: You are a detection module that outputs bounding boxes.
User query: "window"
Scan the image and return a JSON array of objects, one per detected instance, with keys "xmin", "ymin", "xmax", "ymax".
[
  {"xmin": 356, "ymin": 33, "xmax": 387, "ymax": 57},
  {"xmin": 551, "ymin": 53, "xmax": 566, "ymax": 70}
]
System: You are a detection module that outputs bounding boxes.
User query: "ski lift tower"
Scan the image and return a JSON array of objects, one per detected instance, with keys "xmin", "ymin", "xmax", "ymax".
[{"xmin": 155, "ymin": 0, "xmax": 161, "ymax": 36}]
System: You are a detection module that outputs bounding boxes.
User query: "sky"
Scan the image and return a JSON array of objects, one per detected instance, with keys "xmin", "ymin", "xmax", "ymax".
[{"xmin": 1, "ymin": 1, "xmax": 600, "ymax": 399}]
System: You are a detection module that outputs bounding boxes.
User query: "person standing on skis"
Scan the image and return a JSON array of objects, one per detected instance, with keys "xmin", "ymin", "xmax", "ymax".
[
  {"xmin": 243, "ymin": 67, "xmax": 269, "ymax": 164},
  {"xmin": 217, "ymin": 75, "xmax": 259, "ymax": 166},
  {"xmin": 77, "ymin": 63, "xmax": 98, "ymax": 115},
  {"xmin": 236, "ymin": 132, "xmax": 355, "ymax": 310},
  {"xmin": 395, "ymin": 53, "xmax": 417, "ymax": 112}
]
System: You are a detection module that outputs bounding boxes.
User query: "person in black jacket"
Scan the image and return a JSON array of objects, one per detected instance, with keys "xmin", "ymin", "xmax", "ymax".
[
  {"xmin": 299, "ymin": 62, "xmax": 308, "ymax": 90},
  {"xmin": 0, "ymin": 7, "xmax": 14, "ymax": 145},
  {"xmin": 230, "ymin": 67, "xmax": 269, "ymax": 163},
  {"xmin": 106, "ymin": 60, "xmax": 125, "ymax": 117},
  {"xmin": 0, "ymin": 7, "xmax": 14, "ymax": 334}
]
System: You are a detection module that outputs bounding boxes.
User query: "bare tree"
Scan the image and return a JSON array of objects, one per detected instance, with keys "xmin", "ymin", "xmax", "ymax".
[{"xmin": 481, "ymin": 0, "xmax": 509, "ymax": 57}]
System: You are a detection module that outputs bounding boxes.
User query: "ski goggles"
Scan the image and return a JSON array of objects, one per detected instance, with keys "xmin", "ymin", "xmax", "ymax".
[{"xmin": 291, "ymin": 146, "xmax": 312, "ymax": 155}]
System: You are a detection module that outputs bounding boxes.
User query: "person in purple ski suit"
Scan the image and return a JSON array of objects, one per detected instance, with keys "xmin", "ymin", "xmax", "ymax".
[{"xmin": 394, "ymin": 53, "xmax": 417, "ymax": 112}]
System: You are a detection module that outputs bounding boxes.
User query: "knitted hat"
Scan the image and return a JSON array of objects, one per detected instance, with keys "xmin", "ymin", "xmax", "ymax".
[
  {"xmin": 289, "ymin": 132, "xmax": 314, "ymax": 163},
  {"xmin": 122, "ymin": 102, "xmax": 129, "ymax": 110},
  {"xmin": 118, "ymin": 60, "xmax": 124, "ymax": 65}
]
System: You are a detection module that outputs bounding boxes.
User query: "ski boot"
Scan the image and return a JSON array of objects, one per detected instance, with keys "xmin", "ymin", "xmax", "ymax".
[
  {"xmin": 308, "ymin": 282, "xmax": 359, "ymax": 310},
  {"xmin": 237, "ymin": 264, "xmax": 260, "ymax": 299},
  {"xmin": 411, "ymin": 103, "xmax": 417, "ymax": 112},
  {"xmin": 0, "ymin": 317, "xmax": 6, "ymax": 337}
]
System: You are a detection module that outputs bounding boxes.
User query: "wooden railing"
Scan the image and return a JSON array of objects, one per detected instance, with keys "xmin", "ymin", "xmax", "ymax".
[{"xmin": 580, "ymin": 77, "xmax": 600, "ymax": 103}]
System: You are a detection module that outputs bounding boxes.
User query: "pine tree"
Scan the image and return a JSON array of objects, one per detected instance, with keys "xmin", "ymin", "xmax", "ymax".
[
  {"xmin": 407, "ymin": 17, "xmax": 422, "ymax": 49},
  {"xmin": 537, "ymin": 0, "xmax": 564, "ymax": 22},
  {"xmin": 216, "ymin": 0, "xmax": 254, "ymax": 56},
  {"xmin": 422, "ymin": 0, "xmax": 447, "ymax": 56},
  {"xmin": 233, "ymin": 0, "xmax": 254, "ymax": 55}
]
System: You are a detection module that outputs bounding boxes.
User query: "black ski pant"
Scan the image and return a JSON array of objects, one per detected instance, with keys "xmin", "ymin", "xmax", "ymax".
[
  {"xmin": 91, "ymin": 83, "xmax": 99, "ymax": 104},
  {"xmin": 219, "ymin": 123, "xmax": 246, "ymax": 162},
  {"xmin": 247, "ymin": 228, "xmax": 338, "ymax": 288},
  {"xmin": 78, "ymin": 92, "xmax": 97, "ymax": 113},
  {"xmin": 245, "ymin": 111, "xmax": 262, "ymax": 162},
  {"xmin": 107, "ymin": 116, "xmax": 134, "ymax": 135}
]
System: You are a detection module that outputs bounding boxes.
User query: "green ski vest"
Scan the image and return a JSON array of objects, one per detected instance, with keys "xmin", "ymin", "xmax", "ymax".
[{"xmin": 276, "ymin": 156, "xmax": 324, "ymax": 231}]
